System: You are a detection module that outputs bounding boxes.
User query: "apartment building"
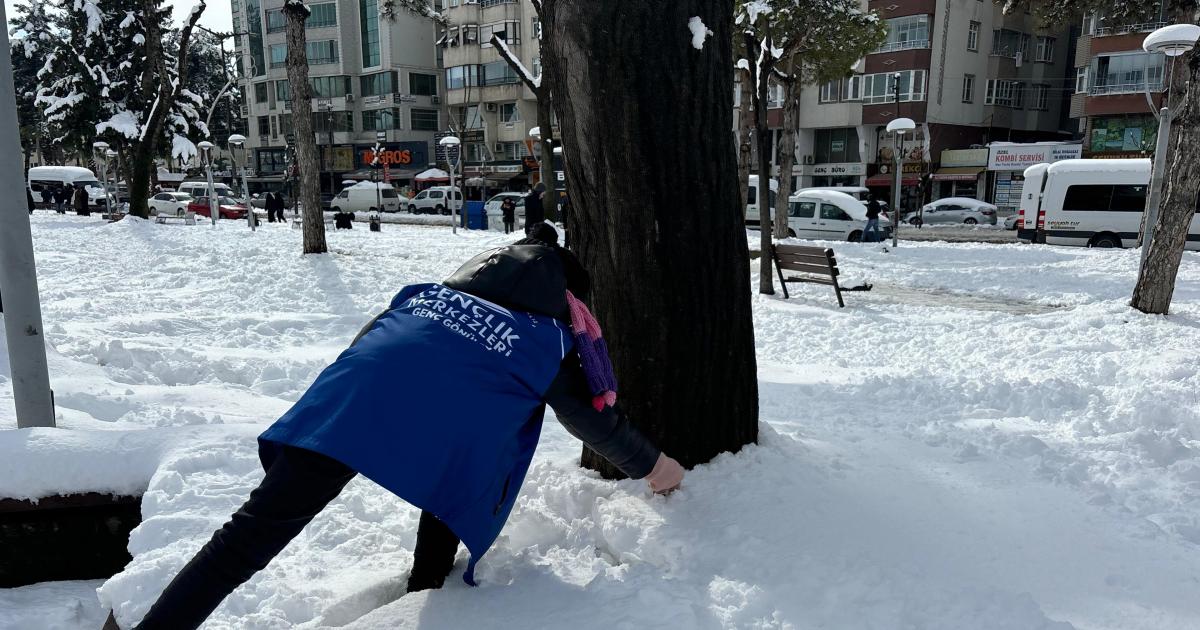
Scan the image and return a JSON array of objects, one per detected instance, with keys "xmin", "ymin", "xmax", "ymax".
[
  {"xmin": 231, "ymin": 0, "xmax": 442, "ymax": 194},
  {"xmin": 438, "ymin": 0, "xmax": 544, "ymax": 194},
  {"xmin": 769, "ymin": 0, "xmax": 1079, "ymax": 213},
  {"xmin": 1071, "ymin": 10, "xmax": 1170, "ymax": 159}
]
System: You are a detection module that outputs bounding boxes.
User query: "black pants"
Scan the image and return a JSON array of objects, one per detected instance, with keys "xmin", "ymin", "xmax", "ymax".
[
  {"xmin": 135, "ymin": 446, "xmax": 460, "ymax": 630},
  {"xmin": 503, "ymin": 219, "xmax": 514, "ymax": 234}
]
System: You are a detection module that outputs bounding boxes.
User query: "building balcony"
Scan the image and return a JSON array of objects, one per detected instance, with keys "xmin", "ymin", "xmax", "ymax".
[
  {"xmin": 1094, "ymin": 21, "xmax": 1168, "ymax": 37},
  {"xmin": 1088, "ymin": 81, "xmax": 1163, "ymax": 96},
  {"xmin": 874, "ymin": 39, "xmax": 930, "ymax": 54},
  {"xmin": 445, "ymin": 82, "xmax": 528, "ymax": 105}
]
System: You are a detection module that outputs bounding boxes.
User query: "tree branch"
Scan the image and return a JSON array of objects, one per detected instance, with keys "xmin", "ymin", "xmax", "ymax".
[{"xmin": 491, "ymin": 34, "xmax": 541, "ymax": 91}]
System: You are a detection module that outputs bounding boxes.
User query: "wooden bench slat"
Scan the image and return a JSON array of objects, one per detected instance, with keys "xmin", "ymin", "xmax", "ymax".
[
  {"xmin": 774, "ymin": 245, "xmax": 832, "ymax": 256},
  {"xmin": 783, "ymin": 276, "xmax": 836, "ymax": 286},
  {"xmin": 778, "ymin": 262, "xmax": 839, "ymax": 277},
  {"xmin": 776, "ymin": 252, "xmax": 835, "ymax": 266}
]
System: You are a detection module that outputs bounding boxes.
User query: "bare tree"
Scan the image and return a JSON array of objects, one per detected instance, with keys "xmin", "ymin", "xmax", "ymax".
[
  {"xmin": 283, "ymin": 0, "xmax": 327, "ymax": 254},
  {"xmin": 542, "ymin": 0, "xmax": 759, "ymax": 474}
]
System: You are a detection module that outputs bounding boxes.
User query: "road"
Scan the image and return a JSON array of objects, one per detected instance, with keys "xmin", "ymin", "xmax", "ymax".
[{"xmin": 897, "ymin": 225, "xmax": 1019, "ymax": 244}]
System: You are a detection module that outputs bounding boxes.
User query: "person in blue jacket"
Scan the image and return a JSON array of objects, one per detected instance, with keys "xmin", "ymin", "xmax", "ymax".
[{"xmin": 125, "ymin": 224, "xmax": 685, "ymax": 630}]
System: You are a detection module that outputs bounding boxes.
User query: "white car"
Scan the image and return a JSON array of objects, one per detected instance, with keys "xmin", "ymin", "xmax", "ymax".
[
  {"xmin": 485, "ymin": 192, "xmax": 526, "ymax": 218},
  {"xmin": 330, "ymin": 183, "xmax": 402, "ymax": 213},
  {"xmin": 783, "ymin": 189, "xmax": 892, "ymax": 242},
  {"xmin": 148, "ymin": 192, "xmax": 194, "ymax": 217},
  {"xmin": 408, "ymin": 186, "xmax": 464, "ymax": 215},
  {"xmin": 912, "ymin": 198, "xmax": 998, "ymax": 226}
]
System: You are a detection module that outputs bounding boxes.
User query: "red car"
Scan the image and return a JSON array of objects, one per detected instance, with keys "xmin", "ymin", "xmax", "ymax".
[{"xmin": 188, "ymin": 196, "xmax": 248, "ymax": 220}]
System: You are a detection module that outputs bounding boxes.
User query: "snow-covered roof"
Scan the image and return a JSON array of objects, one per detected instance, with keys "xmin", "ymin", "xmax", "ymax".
[
  {"xmin": 415, "ymin": 168, "xmax": 450, "ymax": 180},
  {"xmin": 27, "ymin": 166, "xmax": 97, "ymax": 181}
]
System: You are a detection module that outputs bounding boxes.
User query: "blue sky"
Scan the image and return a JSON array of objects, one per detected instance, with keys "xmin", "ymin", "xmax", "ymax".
[{"xmin": 5, "ymin": 0, "xmax": 234, "ymax": 35}]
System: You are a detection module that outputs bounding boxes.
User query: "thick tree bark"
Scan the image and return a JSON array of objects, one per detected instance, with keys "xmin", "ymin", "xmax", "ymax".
[
  {"xmin": 127, "ymin": 0, "xmax": 205, "ymax": 219},
  {"xmin": 1131, "ymin": 47, "xmax": 1200, "ymax": 314},
  {"xmin": 542, "ymin": 0, "xmax": 758, "ymax": 476},
  {"xmin": 284, "ymin": 3, "xmax": 327, "ymax": 254},
  {"xmin": 773, "ymin": 70, "xmax": 799, "ymax": 239}
]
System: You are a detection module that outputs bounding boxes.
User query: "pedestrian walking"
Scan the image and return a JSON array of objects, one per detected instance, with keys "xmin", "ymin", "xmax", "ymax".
[
  {"xmin": 334, "ymin": 210, "xmax": 355, "ymax": 229},
  {"xmin": 118, "ymin": 224, "xmax": 683, "ymax": 630},
  {"xmin": 27, "ymin": 187, "xmax": 35, "ymax": 215},
  {"xmin": 55, "ymin": 185, "xmax": 70, "ymax": 214},
  {"xmin": 73, "ymin": 186, "xmax": 90, "ymax": 216},
  {"xmin": 523, "ymin": 183, "xmax": 545, "ymax": 235},
  {"xmin": 501, "ymin": 197, "xmax": 516, "ymax": 234},
  {"xmin": 864, "ymin": 194, "xmax": 882, "ymax": 243}
]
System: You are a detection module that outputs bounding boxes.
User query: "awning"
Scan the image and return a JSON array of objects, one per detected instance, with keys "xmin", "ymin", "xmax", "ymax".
[
  {"xmin": 931, "ymin": 166, "xmax": 985, "ymax": 181},
  {"xmin": 866, "ymin": 174, "xmax": 921, "ymax": 187},
  {"xmin": 415, "ymin": 168, "xmax": 450, "ymax": 182}
]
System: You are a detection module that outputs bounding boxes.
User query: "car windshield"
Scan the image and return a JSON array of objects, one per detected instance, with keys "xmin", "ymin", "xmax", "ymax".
[
  {"xmin": 173, "ymin": 193, "xmax": 193, "ymax": 200},
  {"xmin": 81, "ymin": 181, "xmax": 103, "ymax": 191},
  {"xmin": 382, "ymin": 189, "xmax": 398, "ymax": 198},
  {"xmin": 218, "ymin": 197, "xmax": 240, "ymax": 206}
]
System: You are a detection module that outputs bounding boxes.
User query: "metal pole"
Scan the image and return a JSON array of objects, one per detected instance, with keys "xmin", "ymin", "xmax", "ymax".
[
  {"xmin": 205, "ymin": 157, "xmax": 218, "ymax": 226},
  {"xmin": 101, "ymin": 157, "xmax": 112, "ymax": 219},
  {"xmin": 240, "ymin": 163, "xmax": 251, "ymax": 227},
  {"xmin": 892, "ymin": 133, "xmax": 902, "ymax": 248},
  {"xmin": 238, "ymin": 151, "xmax": 254, "ymax": 231},
  {"xmin": 450, "ymin": 157, "xmax": 458, "ymax": 235},
  {"xmin": 0, "ymin": 2, "xmax": 55, "ymax": 428},
  {"xmin": 1140, "ymin": 106, "xmax": 1171, "ymax": 259}
]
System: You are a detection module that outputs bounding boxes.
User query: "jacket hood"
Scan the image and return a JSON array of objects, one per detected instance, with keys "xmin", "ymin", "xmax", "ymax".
[{"xmin": 442, "ymin": 244, "xmax": 567, "ymax": 319}]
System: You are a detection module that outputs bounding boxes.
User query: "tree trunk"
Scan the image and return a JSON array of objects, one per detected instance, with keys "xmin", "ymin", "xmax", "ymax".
[
  {"xmin": 543, "ymin": 0, "xmax": 759, "ymax": 476},
  {"xmin": 773, "ymin": 72, "xmax": 799, "ymax": 240},
  {"xmin": 753, "ymin": 40, "xmax": 774, "ymax": 295},
  {"xmin": 537, "ymin": 93, "xmax": 557, "ymax": 222},
  {"xmin": 284, "ymin": 3, "xmax": 328, "ymax": 254},
  {"xmin": 736, "ymin": 73, "xmax": 753, "ymax": 216},
  {"xmin": 1131, "ymin": 47, "xmax": 1200, "ymax": 315}
]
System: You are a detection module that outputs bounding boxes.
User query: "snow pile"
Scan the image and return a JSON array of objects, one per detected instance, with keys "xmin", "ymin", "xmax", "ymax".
[
  {"xmin": 687, "ymin": 16, "xmax": 712, "ymax": 50},
  {"xmin": 3, "ymin": 215, "xmax": 1200, "ymax": 629}
]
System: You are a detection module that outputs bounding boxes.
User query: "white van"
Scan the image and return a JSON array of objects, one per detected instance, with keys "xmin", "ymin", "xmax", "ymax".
[
  {"xmin": 330, "ymin": 182, "xmax": 402, "ymax": 213},
  {"xmin": 1038, "ymin": 158, "xmax": 1200, "ymax": 249},
  {"xmin": 1015, "ymin": 163, "xmax": 1050, "ymax": 243},
  {"xmin": 177, "ymin": 181, "xmax": 236, "ymax": 200},
  {"xmin": 784, "ymin": 190, "xmax": 891, "ymax": 242},
  {"xmin": 408, "ymin": 186, "xmax": 464, "ymax": 215},
  {"xmin": 746, "ymin": 175, "xmax": 779, "ymax": 225},
  {"xmin": 27, "ymin": 166, "xmax": 112, "ymax": 208}
]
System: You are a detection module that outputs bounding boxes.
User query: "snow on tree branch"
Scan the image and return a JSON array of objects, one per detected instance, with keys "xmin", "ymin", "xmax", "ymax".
[
  {"xmin": 492, "ymin": 35, "xmax": 540, "ymax": 90},
  {"xmin": 688, "ymin": 16, "xmax": 713, "ymax": 50},
  {"xmin": 379, "ymin": 0, "xmax": 446, "ymax": 25}
]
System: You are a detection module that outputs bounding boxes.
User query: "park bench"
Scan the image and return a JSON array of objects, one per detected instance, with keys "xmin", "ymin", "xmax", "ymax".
[
  {"xmin": 154, "ymin": 209, "xmax": 197, "ymax": 225},
  {"xmin": 771, "ymin": 244, "xmax": 870, "ymax": 307}
]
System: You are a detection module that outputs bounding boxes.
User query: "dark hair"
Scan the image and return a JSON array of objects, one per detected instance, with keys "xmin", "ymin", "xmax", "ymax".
[{"xmin": 513, "ymin": 224, "xmax": 591, "ymax": 299}]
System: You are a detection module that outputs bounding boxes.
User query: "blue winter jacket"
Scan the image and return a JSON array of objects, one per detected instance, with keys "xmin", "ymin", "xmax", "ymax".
[{"xmin": 259, "ymin": 244, "xmax": 660, "ymax": 585}]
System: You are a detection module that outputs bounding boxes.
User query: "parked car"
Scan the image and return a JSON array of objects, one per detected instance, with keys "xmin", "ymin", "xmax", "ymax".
[
  {"xmin": 782, "ymin": 189, "xmax": 892, "ymax": 242},
  {"xmin": 177, "ymin": 181, "xmax": 237, "ymax": 201},
  {"xmin": 912, "ymin": 198, "xmax": 997, "ymax": 226},
  {"xmin": 27, "ymin": 165, "xmax": 114, "ymax": 209},
  {"xmin": 485, "ymin": 192, "xmax": 526, "ymax": 218},
  {"xmin": 331, "ymin": 182, "xmax": 402, "ymax": 213},
  {"xmin": 408, "ymin": 186, "xmax": 464, "ymax": 215},
  {"xmin": 745, "ymin": 175, "xmax": 779, "ymax": 225},
  {"xmin": 1003, "ymin": 214, "xmax": 1019, "ymax": 230},
  {"xmin": 149, "ymin": 192, "xmax": 194, "ymax": 217},
  {"xmin": 188, "ymin": 196, "xmax": 248, "ymax": 220}
]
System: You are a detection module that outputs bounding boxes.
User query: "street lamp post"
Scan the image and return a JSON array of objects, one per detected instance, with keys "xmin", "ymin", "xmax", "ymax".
[
  {"xmin": 198, "ymin": 141, "xmax": 218, "ymax": 225},
  {"xmin": 886, "ymin": 117, "xmax": 916, "ymax": 249},
  {"xmin": 1138, "ymin": 24, "xmax": 1200, "ymax": 262},
  {"xmin": 228, "ymin": 134, "xmax": 253, "ymax": 231},
  {"xmin": 105, "ymin": 149, "xmax": 117, "ymax": 216},
  {"xmin": 92, "ymin": 141, "xmax": 112, "ymax": 219},
  {"xmin": 374, "ymin": 130, "xmax": 386, "ymax": 215},
  {"xmin": 440, "ymin": 135, "xmax": 462, "ymax": 235}
]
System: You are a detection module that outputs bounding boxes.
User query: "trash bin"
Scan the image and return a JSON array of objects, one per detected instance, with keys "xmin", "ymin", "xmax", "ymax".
[
  {"xmin": 460, "ymin": 201, "xmax": 487, "ymax": 230},
  {"xmin": 369, "ymin": 213, "xmax": 382, "ymax": 232}
]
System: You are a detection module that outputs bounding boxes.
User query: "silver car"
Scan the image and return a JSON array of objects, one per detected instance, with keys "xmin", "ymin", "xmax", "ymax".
[{"xmin": 911, "ymin": 197, "xmax": 998, "ymax": 226}]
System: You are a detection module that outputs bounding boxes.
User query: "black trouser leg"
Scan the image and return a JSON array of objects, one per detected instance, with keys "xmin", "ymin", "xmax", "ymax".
[
  {"xmin": 406, "ymin": 511, "xmax": 461, "ymax": 592},
  {"xmin": 135, "ymin": 446, "xmax": 356, "ymax": 630}
]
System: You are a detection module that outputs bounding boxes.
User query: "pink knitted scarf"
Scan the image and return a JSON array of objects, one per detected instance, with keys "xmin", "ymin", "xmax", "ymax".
[{"xmin": 566, "ymin": 291, "xmax": 617, "ymax": 411}]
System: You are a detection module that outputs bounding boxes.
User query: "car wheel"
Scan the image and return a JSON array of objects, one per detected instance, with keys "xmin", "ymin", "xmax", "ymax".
[
  {"xmin": 331, "ymin": 206, "xmax": 341, "ymax": 214},
  {"xmin": 409, "ymin": 205, "xmax": 418, "ymax": 214},
  {"xmin": 436, "ymin": 204, "xmax": 447, "ymax": 215},
  {"xmin": 787, "ymin": 228, "xmax": 796, "ymax": 238},
  {"xmin": 1090, "ymin": 233, "xmax": 1121, "ymax": 249},
  {"xmin": 848, "ymin": 230, "xmax": 863, "ymax": 242},
  {"xmin": 176, "ymin": 207, "xmax": 185, "ymax": 216},
  {"xmin": 963, "ymin": 217, "xmax": 978, "ymax": 225}
]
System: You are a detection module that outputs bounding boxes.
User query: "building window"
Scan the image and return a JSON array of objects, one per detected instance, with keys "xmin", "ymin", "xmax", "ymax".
[
  {"xmin": 463, "ymin": 25, "xmax": 479, "ymax": 44},
  {"xmin": 306, "ymin": 40, "xmax": 339, "ymax": 65},
  {"xmin": 257, "ymin": 148, "xmax": 287, "ymax": 173},
  {"xmin": 244, "ymin": 0, "xmax": 265, "ymax": 77},
  {"xmin": 409, "ymin": 72, "xmax": 437, "ymax": 96},
  {"xmin": 232, "ymin": 16, "xmax": 241, "ymax": 32},
  {"xmin": 819, "ymin": 80, "xmax": 840, "ymax": 103},
  {"xmin": 1090, "ymin": 52, "xmax": 1165, "ymax": 95},
  {"xmin": 311, "ymin": 76, "xmax": 351, "ymax": 98},
  {"xmin": 984, "ymin": 79, "xmax": 1023, "ymax": 107},
  {"xmin": 967, "ymin": 21, "xmax": 980, "ymax": 51},
  {"xmin": 462, "ymin": 105, "xmax": 484, "ymax": 129},
  {"xmin": 1021, "ymin": 34, "xmax": 1031, "ymax": 59},
  {"xmin": 1082, "ymin": 13, "xmax": 1096, "ymax": 36},
  {"xmin": 480, "ymin": 0, "xmax": 515, "ymax": 7},
  {"xmin": 256, "ymin": 115, "xmax": 270, "ymax": 136},
  {"xmin": 861, "ymin": 70, "xmax": 927, "ymax": 104},
  {"xmin": 360, "ymin": 71, "xmax": 396, "ymax": 97},
  {"xmin": 266, "ymin": 8, "xmax": 285, "ymax": 33},
  {"xmin": 991, "ymin": 29, "xmax": 1023, "ymax": 58},
  {"xmin": 411, "ymin": 108, "xmax": 439, "ymax": 131},
  {"xmin": 1089, "ymin": 114, "xmax": 1158, "ymax": 152},
  {"xmin": 313, "ymin": 111, "xmax": 354, "ymax": 133},
  {"xmin": 360, "ymin": 0, "xmax": 380, "ymax": 67},
  {"xmin": 843, "ymin": 75, "xmax": 862, "ymax": 101},
  {"xmin": 480, "ymin": 21, "xmax": 520, "ymax": 46},
  {"xmin": 499, "ymin": 102, "xmax": 521, "ymax": 123},
  {"xmin": 1032, "ymin": 84, "xmax": 1049, "ymax": 110},
  {"xmin": 254, "ymin": 82, "xmax": 269, "ymax": 103},
  {"xmin": 275, "ymin": 79, "xmax": 291, "ymax": 102},
  {"xmin": 532, "ymin": 17, "xmax": 542, "ymax": 40},
  {"xmin": 878, "ymin": 14, "xmax": 930, "ymax": 52},
  {"xmin": 308, "ymin": 3, "xmax": 337, "ymax": 28},
  {"xmin": 279, "ymin": 114, "xmax": 293, "ymax": 136},
  {"xmin": 480, "ymin": 61, "xmax": 519, "ymax": 86},
  {"xmin": 1035, "ymin": 36, "xmax": 1055, "ymax": 62},
  {"xmin": 445, "ymin": 65, "xmax": 483, "ymax": 90},
  {"xmin": 962, "ymin": 74, "xmax": 975, "ymax": 103},
  {"xmin": 269, "ymin": 43, "xmax": 287, "ymax": 68},
  {"xmin": 465, "ymin": 143, "xmax": 489, "ymax": 163},
  {"xmin": 362, "ymin": 108, "xmax": 401, "ymax": 131},
  {"xmin": 1076, "ymin": 67, "xmax": 1089, "ymax": 93},
  {"xmin": 813, "ymin": 128, "xmax": 860, "ymax": 164}
]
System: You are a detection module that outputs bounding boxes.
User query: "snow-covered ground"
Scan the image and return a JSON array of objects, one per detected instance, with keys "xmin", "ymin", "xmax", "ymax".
[{"xmin": 2, "ymin": 213, "xmax": 1200, "ymax": 630}]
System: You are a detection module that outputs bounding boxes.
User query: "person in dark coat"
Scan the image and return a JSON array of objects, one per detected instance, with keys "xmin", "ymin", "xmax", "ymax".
[
  {"xmin": 55, "ymin": 185, "xmax": 70, "ymax": 213},
  {"xmin": 73, "ymin": 186, "xmax": 90, "ymax": 216},
  {"xmin": 500, "ymin": 197, "xmax": 516, "ymax": 234},
  {"xmin": 864, "ymin": 194, "xmax": 882, "ymax": 243},
  {"xmin": 125, "ymin": 224, "xmax": 683, "ymax": 630},
  {"xmin": 523, "ymin": 184, "xmax": 545, "ymax": 235},
  {"xmin": 26, "ymin": 187, "xmax": 35, "ymax": 214},
  {"xmin": 334, "ymin": 210, "xmax": 355, "ymax": 229}
]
